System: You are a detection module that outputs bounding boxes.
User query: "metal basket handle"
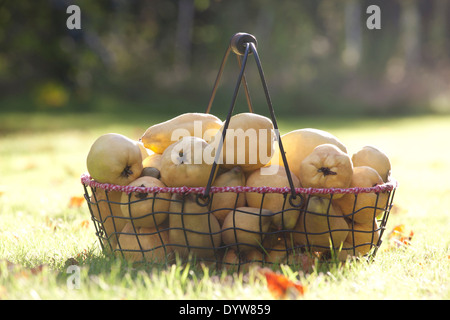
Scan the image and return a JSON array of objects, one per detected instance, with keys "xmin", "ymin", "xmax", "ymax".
[{"xmin": 203, "ymin": 33, "xmax": 300, "ymax": 205}]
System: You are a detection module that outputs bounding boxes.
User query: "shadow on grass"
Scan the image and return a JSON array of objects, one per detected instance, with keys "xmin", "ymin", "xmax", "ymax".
[{"xmin": 60, "ymin": 244, "xmax": 362, "ymax": 283}]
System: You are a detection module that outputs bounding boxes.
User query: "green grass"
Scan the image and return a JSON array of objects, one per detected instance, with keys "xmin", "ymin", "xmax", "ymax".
[{"xmin": 0, "ymin": 111, "xmax": 449, "ymax": 300}]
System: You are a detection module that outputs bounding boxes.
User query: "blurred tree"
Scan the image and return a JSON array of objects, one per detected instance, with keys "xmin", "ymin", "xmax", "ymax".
[
  {"xmin": 0, "ymin": 0, "xmax": 448, "ymax": 114},
  {"xmin": 174, "ymin": 0, "xmax": 195, "ymax": 79}
]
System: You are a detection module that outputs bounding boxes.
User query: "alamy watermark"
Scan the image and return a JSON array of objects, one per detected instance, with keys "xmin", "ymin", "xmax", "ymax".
[
  {"xmin": 366, "ymin": 5, "xmax": 381, "ymax": 30},
  {"xmin": 169, "ymin": 121, "xmax": 281, "ymax": 175},
  {"xmin": 66, "ymin": 5, "xmax": 81, "ymax": 30},
  {"xmin": 66, "ymin": 265, "xmax": 81, "ymax": 290},
  {"xmin": 65, "ymin": 4, "xmax": 380, "ymax": 31}
]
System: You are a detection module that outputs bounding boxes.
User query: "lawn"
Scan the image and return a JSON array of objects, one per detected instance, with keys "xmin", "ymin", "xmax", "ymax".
[{"xmin": 0, "ymin": 111, "xmax": 449, "ymax": 300}]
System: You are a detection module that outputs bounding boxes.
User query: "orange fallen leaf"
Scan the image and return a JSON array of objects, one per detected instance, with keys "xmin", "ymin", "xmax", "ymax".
[
  {"xmin": 79, "ymin": 219, "xmax": 90, "ymax": 229},
  {"xmin": 388, "ymin": 224, "xmax": 414, "ymax": 248},
  {"xmin": 73, "ymin": 219, "xmax": 90, "ymax": 231},
  {"xmin": 389, "ymin": 224, "xmax": 405, "ymax": 236},
  {"xmin": 76, "ymin": 248, "xmax": 90, "ymax": 262},
  {"xmin": 69, "ymin": 196, "xmax": 85, "ymax": 208},
  {"xmin": 261, "ymin": 269, "xmax": 306, "ymax": 299}
]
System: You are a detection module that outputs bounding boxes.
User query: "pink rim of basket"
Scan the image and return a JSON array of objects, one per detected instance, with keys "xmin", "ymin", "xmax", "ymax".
[{"xmin": 81, "ymin": 173, "xmax": 398, "ymax": 196}]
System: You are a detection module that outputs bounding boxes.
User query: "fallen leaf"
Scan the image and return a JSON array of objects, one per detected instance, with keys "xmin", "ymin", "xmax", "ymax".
[
  {"xmin": 388, "ymin": 224, "xmax": 414, "ymax": 248},
  {"xmin": 69, "ymin": 196, "xmax": 85, "ymax": 208},
  {"xmin": 79, "ymin": 219, "xmax": 90, "ymax": 229},
  {"xmin": 259, "ymin": 268, "xmax": 306, "ymax": 299},
  {"xmin": 29, "ymin": 264, "xmax": 46, "ymax": 275},
  {"xmin": 73, "ymin": 219, "xmax": 90, "ymax": 231},
  {"xmin": 389, "ymin": 224, "xmax": 405, "ymax": 236},
  {"xmin": 76, "ymin": 249, "xmax": 90, "ymax": 262}
]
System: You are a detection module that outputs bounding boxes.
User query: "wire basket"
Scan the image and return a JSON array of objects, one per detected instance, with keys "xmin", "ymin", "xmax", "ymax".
[{"xmin": 81, "ymin": 33, "xmax": 398, "ymax": 271}]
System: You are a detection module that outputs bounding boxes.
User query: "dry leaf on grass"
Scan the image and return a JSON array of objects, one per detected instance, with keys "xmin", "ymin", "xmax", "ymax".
[
  {"xmin": 79, "ymin": 219, "xmax": 90, "ymax": 229},
  {"xmin": 0, "ymin": 260, "xmax": 47, "ymax": 279},
  {"xmin": 258, "ymin": 268, "xmax": 306, "ymax": 299},
  {"xmin": 68, "ymin": 196, "xmax": 85, "ymax": 208},
  {"xmin": 73, "ymin": 219, "xmax": 90, "ymax": 231},
  {"xmin": 387, "ymin": 224, "xmax": 414, "ymax": 248}
]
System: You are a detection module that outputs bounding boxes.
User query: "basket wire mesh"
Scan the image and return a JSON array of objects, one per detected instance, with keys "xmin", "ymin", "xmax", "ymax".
[{"xmin": 82, "ymin": 176, "xmax": 396, "ymax": 270}]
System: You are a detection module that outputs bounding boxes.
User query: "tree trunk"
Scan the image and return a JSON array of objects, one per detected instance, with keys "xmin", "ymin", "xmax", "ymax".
[
  {"xmin": 174, "ymin": 0, "xmax": 195, "ymax": 79},
  {"xmin": 400, "ymin": 0, "xmax": 421, "ymax": 68},
  {"xmin": 429, "ymin": 0, "xmax": 448, "ymax": 62},
  {"xmin": 343, "ymin": 0, "xmax": 362, "ymax": 68}
]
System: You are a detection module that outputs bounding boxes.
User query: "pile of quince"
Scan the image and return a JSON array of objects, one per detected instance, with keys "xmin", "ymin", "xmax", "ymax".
[{"xmin": 85, "ymin": 112, "xmax": 393, "ymax": 268}]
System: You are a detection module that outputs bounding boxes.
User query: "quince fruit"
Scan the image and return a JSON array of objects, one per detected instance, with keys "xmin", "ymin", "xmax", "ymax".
[
  {"xmin": 333, "ymin": 166, "xmax": 389, "ymax": 224},
  {"xmin": 160, "ymin": 136, "xmax": 216, "ymax": 187},
  {"xmin": 352, "ymin": 145, "xmax": 391, "ymax": 182},
  {"xmin": 86, "ymin": 133, "xmax": 143, "ymax": 185},
  {"xmin": 213, "ymin": 112, "xmax": 275, "ymax": 172},
  {"xmin": 273, "ymin": 128, "xmax": 347, "ymax": 180},
  {"xmin": 246, "ymin": 165, "xmax": 302, "ymax": 229},
  {"xmin": 299, "ymin": 144, "xmax": 353, "ymax": 198},
  {"xmin": 141, "ymin": 112, "xmax": 223, "ymax": 154},
  {"xmin": 120, "ymin": 176, "xmax": 170, "ymax": 228}
]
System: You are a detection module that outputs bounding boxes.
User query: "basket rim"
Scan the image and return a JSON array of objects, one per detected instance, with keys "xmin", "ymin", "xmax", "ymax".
[{"xmin": 80, "ymin": 172, "xmax": 398, "ymax": 195}]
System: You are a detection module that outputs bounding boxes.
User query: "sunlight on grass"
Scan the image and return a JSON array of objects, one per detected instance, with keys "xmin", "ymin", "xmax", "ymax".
[{"xmin": 1, "ymin": 112, "xmax": 449, "ymax": 299}]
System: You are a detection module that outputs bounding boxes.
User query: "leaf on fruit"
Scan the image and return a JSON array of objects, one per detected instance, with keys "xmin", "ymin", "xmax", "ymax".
[
  {"xmin": 69, "ymin": 196, "xmax": 85, "ymax": 208},
  {"xmin": 260, "ymin": 268, "xmax": 306, "ymax": 299},
  {"xmin": 388, "ymin": 224, "xmax": 414, "ymax": 248}
]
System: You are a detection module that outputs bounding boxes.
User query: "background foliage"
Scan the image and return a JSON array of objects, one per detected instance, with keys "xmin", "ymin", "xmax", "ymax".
[{"xmin": 1, "ymin": 0, "xmax": 449, "ymax": 116}]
